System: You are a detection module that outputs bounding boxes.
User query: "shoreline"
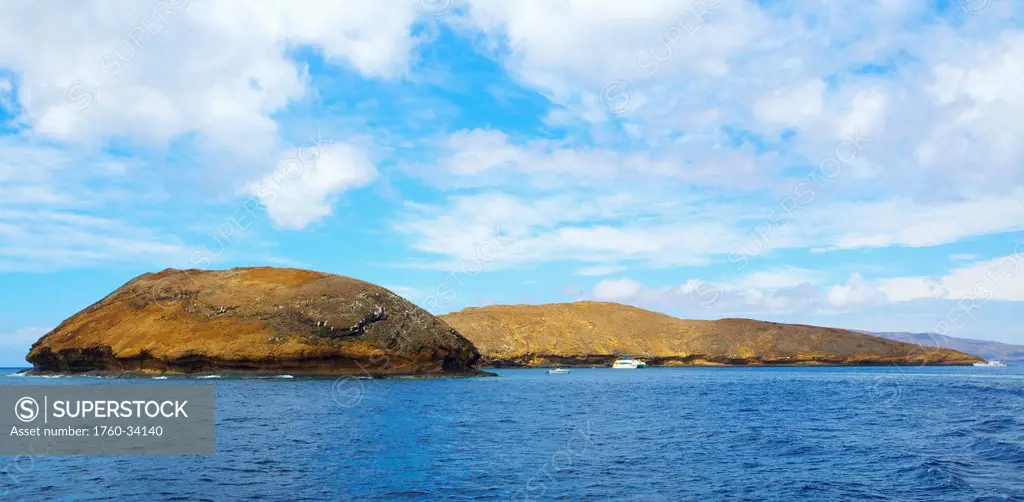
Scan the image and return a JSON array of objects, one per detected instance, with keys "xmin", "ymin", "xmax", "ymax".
[
  {"xmin": 6, "ymin": 362, "xmax": 992, "ymax": 379},
  {"xmin": 12, "ymin": 368, "xmax": 498, "ymax": 379},
  {"xmin": 479, "ymin": 355, "xmax": 982, "ymax": 368},
  {"xmin": 480, "ymin": 362, "xmax": 982, "ymax": 369}
]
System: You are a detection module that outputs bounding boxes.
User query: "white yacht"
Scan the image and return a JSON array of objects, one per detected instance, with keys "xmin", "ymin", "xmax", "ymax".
[
  {"xmin": 612, "ymin": 357, "xmax": 647, "ymax": 369},
  {"xmin": 973, "ymin": 360, "xmax": 1008, "ymax": 367},
  {"xmin": 547, "ymin": 368, "xmax": 571, "ymax": 375}
]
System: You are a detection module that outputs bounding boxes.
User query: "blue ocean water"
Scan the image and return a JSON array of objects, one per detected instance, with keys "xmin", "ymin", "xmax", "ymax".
[{"xmin": 1, "ymin": 365, "xmax": 1022, "ymax": 501}]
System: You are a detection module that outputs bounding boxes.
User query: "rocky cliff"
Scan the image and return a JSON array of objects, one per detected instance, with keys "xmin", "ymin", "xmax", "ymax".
[
  {"xmin": 440, "ymin": 302, "xmax": 983, "ymax": 367},
  {"xmin": 27, "ymin": 267, "xmax": 484, "ymax": 376}
]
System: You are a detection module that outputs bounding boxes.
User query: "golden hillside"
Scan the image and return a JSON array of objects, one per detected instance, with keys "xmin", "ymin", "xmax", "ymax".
[
  {"xmin": 28, "ymin": 267, "xmax": 483, "ymax": 376},
  {"xmin": 440, "ymin": 301, "xmax": 982, "ymax": 366}
]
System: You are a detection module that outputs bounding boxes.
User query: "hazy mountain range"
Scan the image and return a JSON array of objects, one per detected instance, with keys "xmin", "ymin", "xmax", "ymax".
[{"xmin": 871, "ymin": 332, "xmax": 1024, "ymax": 361}]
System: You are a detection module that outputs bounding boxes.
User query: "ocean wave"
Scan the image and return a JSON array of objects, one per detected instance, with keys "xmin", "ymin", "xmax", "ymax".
[
  {"xmin": 196, "ymin": 375, "xmax": 222, "ymax": 379},
  {"xmin": 152, "ymin": 376, "xmax": 169, "ymax": 380},
  {"xmin": 968, "ymin": 437, "xmax": 1024, "ymax": 464}
]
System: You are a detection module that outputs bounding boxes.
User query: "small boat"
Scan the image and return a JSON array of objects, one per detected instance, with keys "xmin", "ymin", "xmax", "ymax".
[
  {"xmin": 973, "ymin": 360, "xmax": 1008, "ymax": 367},
  {"xmin": 547, "ymin": 368, "xmax": 571, "ymax": 375},
  {"xmin": 612, "ymin": 356, "xmax": 646, "ymax": 369}
]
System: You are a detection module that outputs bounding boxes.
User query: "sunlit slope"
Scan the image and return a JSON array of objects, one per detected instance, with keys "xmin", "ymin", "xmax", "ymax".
[{"xmin": 441, "ymin": 301, "xmax": 982, "ymax": 367}]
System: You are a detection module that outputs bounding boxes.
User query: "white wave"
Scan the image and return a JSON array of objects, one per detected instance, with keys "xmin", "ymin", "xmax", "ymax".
[
  {"xmin": 196, "ymin": 375, "xmax": 222, "ymax": 379},
  {"xmin": 274, "ymin": 375, "xmax": 295, "ymax": 379},
  {"xmin": 152, "ymin": 376, "xmax": 169, "ymax": 380}
]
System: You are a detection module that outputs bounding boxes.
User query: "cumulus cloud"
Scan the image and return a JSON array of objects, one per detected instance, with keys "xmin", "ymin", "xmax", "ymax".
[
  {"xmin": 753, "ymin": 79, "xmax": 826, "ymax": 128},
  {"xmin": 247, "ymin": 142, "xmax": 378, "ymax": 230},
  {"xmin": 0, "ymin": 0, "xmax": 424, "ymax": 150},
  {"xmin": 450, "ymin": 1, "xmax": 1024, "ymax": 199},
  {"xmin": 581, "ymin": 254, "xmax": 1024, "ymax": 320},
  {"xmin": 593, "ymin": 278, "xmax": 644, "ymax": 301},
  {"xmin": 826, "ymin": 274, "xmax": 888, "ymax": 310},
  {"xmin": 879, "ymin": 253, "xmax": 1024, "ymax": 303}
]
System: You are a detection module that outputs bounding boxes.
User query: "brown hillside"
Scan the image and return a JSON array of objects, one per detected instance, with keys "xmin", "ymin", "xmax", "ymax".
[
  {"xmin": 27, "ymin": 267, "xmax": 484, "ymax": 376},
  {"xmin": 440, "ymin": 301, "xmax": 982, "ymax": 367}
]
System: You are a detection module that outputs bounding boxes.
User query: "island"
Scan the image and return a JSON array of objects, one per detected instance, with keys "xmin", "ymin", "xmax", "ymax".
[
  {"xmin": 440, "ymin": 301, "xmax": 983, "ymax": 367},
  {"xmin": 26, "ymin": 267, "xmax": 486, "ymax": 377}
]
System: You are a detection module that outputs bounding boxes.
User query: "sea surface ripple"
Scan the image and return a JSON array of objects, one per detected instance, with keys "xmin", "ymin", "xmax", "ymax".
[{"xmin": 2, "ymin": 365, "xmax": 1022, "ymax": 501}]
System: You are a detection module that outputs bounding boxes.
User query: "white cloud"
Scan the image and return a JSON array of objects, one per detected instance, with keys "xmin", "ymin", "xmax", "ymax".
[
  {"xmin": 827, "ymin": 273, "xmax": 887, "ymax": 310},
  {"xmin": 836, "ymin": 90, "xmax": 888, "ymax": 140},
  {"xmin": 394, "ymin": 190, "xmax": 760, "ymax": 270},
  {"xmin": 449, "ymin": 2, "xmax": 1024, "ymax": 201},
  {"xmin": 592, "ymin": 277, "xmax": 643, "ymax": 301},
  {"xmin": 411, "ymin": 128, "xmax": 770, "ymax": 191},
  {"xmin": 383, "ymin": 285, "xmax": 422, "ymax": 300},
  {"xmin": 753, "ymin": 79, "xmax": 826, "ymax": 128},
  {"xmin": 0, "ymin": 76, "xmax": 12, "ymax": 112},
  {"xmin": 0, "ymin": 208, "xmax": 193, "ymax": 272},
  {"xmin": 247, "ymin": 142, "xmax": 378, "ymax": 230},
  {"xmin": 879, "ymin": 253, "xmax": 1024, "ymax": 303},
  {"xmin": 586, "ymin": 271, "xmax": 827, "ymax": 316},
  {"xmin": 0, "ymin": 327, "xmax": 49, "ymax": 367},
  {"xmin": 0, "ymin": 0, "xmax": 424, "ymax": 150},
  {"xmin": 577, "ymin": 265, "xmax": 627, "ymax": 276},
  {"xmin": 395, "ymin": 173, "xmax": 1024, "ymax": 272},
  {"xmin": 442, "ymin": 129, "xmax": 524, "ymax": 176},
  {"xmin": 458, "ymin": 0, "xmax": 767, "ymax": 103},
  {"xmin": 577, "ymin": 253, "xmax": 1024, "ymax": 319},
  {"xmin": 804, "ymin": 192, "xmax": 1024, "ymax": 251},
  {"xmin": 0, "ymin": 140, "xmax": 196, "ymax": 272},
  {"xmin": 735, "ymin": 267, "xmax": 822, "ymax": 290}
]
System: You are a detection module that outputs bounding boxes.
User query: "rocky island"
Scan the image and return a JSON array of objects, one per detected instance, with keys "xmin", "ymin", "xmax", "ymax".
[
  {"xmin": 27, "ymin": 267, "xmax": 485, "ymax": 377},
  {"xmin": 441, "ymin": 301, "xmax": 983, "ymax": 367}
]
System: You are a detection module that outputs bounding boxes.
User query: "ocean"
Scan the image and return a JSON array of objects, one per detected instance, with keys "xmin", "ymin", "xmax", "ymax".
[{"xmin": 2, "ymin": 365, "xmax": 1022, "ymax": 501}]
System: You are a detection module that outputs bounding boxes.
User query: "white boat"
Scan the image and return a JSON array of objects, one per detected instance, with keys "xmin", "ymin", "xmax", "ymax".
[
  {"xmin": 973, "ymin": 360, "xmax": 1008, "ymax": 367},
  {"xmin": 612, "ymin": 357, "xmax": 646, "ymax": 369},
  {"xmin": 547, "ymin": 368, "xmax": 571, "ymax": 375}
]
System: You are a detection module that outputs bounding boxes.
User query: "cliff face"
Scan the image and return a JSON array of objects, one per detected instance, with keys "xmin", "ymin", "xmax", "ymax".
[
  {"xmin": 28, "ymin": 267, "xmax": 483, "ymax": 376},
  {"xmin": 440, "ymin": 302, "xmax": 983, "ymax": 367}
]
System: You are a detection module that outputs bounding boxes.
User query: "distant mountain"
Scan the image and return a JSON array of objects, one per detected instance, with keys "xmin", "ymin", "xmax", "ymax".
[
  {"xmin": 871, "ymin": 332, "xmax": 1024, "ymax": 361},
  {"xmin": 440, "ymin": 301, "xmax": 982, "ymax": 367}
]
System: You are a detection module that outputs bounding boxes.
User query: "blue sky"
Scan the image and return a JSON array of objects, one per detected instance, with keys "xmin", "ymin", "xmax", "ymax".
[{"xmin": 1, "ymin": 0, "xmax": 1023, "ymax": 366}]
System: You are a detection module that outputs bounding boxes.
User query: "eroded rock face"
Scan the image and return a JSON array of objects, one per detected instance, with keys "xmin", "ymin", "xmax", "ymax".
[
  {"xmin": 27, "ymin": 267, "xmax": 484, "ymax": 376},
  {"xmin": 440, "ymin": 302, "xmax": 984, "ymax": 367}
]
